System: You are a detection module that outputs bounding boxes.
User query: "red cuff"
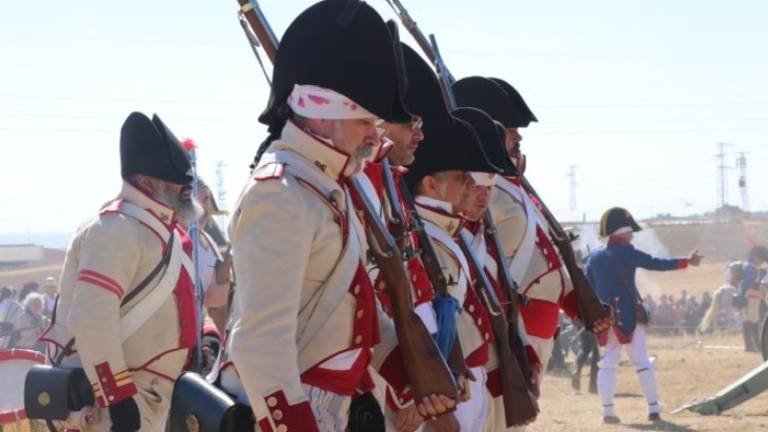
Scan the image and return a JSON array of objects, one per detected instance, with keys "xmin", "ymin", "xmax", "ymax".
[
  {"xmin": 259, "ymin": 390, "xmax": 317, "ymax": 432},
  {"xmin": 377, "ymin": 346, "xmax": 414, "ymax": 409},
  {"xmin": 385, "ymin": 386, "xmax": 414, "ymax": 412},
  {"xmin": 677, "ymin": 259, "xmax": 689, "ymax": 269},
  {"xmin": 92, "ymin": 363, "xmax": 137, "ymax": 407},
  {"xmin": 525, "ymin": 345, "xmax": 542, "ymax": 369}
]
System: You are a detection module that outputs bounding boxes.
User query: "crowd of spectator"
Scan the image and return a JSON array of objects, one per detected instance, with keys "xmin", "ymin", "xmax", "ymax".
[
  {"xmin": 0, "ymin": 277, "xmax": 57, "ymax": 353},
  {"xmin": 642, "ymin": 290, "xmax": 712, "ymax": 335}
]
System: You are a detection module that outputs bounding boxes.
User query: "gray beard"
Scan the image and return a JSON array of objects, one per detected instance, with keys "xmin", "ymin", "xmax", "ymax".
[
  {"xmin": 344, "ymin": 144, "xmax": 375, "ymax": 177},
  {"xmin": 176, "ymin": 198, "xmax": 205, "ymax": 225},
  {"xmin": 155, "ymin": 185, "xmax": 204, "ymax": 224}
]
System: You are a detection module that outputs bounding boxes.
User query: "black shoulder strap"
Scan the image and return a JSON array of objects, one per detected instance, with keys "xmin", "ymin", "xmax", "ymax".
[
  {"xmin": 607, "ymin": 250, "xmax": 641, "ymax": 303},
  {"xmin": 121, "ymin": 231, "xmax": 175, "ymax": 307},
  {"xmin": 53, "ymin": 231, "xmax": 176, "ymax": 365}
]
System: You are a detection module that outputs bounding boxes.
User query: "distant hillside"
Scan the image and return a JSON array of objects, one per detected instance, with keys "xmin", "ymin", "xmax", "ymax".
[
  {"xmin": 0, "ymin": 233, "xmax": 71, "ymax": 249},
  {"xmin": 570, "ymin": 219, "xmax": 767, "ymax": 263}
]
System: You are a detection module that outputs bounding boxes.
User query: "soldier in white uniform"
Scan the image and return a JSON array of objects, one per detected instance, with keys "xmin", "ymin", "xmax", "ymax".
[
  {"xmin": 452, "ymin": 77, "xmax": 610, "ymax": 371},
  {"xmin": 452, "ymin": 107, "xmax": 541, "ymax": 431},
  {"xmin": 350, "ymin": 40, "xmax": 459, "ymax": 432},
  {"xmin": 40, "ymin": 112, "xmax": 200, "ymax": 431},
  {"xmin": 223, "ymin": 2, "xmax": 416, "ymax": 431},
  {"xmin": 403, "ymin": 112, "xmax": 504, "ymax": 431}
]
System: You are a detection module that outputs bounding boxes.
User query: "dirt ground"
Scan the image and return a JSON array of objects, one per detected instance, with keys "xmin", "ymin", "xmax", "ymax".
[
  {"xmin": 530, "ymin": 333, "xmax": 768, "ymax": 432},
  {"xmin": 2, "ymin": 255, "xmax": 763, "ymax": 431},
  {"xmin": 530, "ymin": 260, "xmax": 768, "ymax": 432}
]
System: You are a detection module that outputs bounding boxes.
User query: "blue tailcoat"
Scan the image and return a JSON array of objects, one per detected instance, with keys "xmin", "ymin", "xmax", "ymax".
[{"xmin": 586, "ymin": 243, "xmax": 685, "ymax": 343}]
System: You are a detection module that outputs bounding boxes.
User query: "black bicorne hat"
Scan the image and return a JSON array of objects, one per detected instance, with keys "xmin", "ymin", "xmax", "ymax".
[
  {"xmin": 599, "ymin": 207, "xmax": 642, "ymax": 237},
  {"xmin": 452, "ymin": 76, "xmax": 528, "ymax": 128},
  {"xmin": 120, "ymin": 112, "xmax": 192, "ymax": 185},
  {"xmin": 404, "ymin": 117, "xmax": 501, "ymax": 192},
  {"xmin": 489, "ymin": 77, "xmax": 537, "ymax": 126},
  {"xmin": 259, "ymin": 0, "xmax": 411, "ymax": 131},
  {"xmin": 452, "ymin": 107, "xmax": 517, "ymax": 177},
  {"xmin": 401, "ymin": 43, "xmax": 453, "ymax": 127}
]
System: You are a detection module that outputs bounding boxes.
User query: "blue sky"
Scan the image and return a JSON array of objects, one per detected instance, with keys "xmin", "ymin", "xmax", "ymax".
[{"xmin": 2, "ymin": 1, "xmax": 768, "ymax": 235}]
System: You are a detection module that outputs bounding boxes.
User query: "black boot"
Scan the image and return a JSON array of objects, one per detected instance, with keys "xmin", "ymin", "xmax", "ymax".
[
  {"xmin": 750, "ymin": 321, "xmax": 761, "ymax": 352},
  {"xmin": 589, "ymin": 367, "xmax": 598, "ymax": 394},
  {"xmin": 571, "ymin": 370, "xmax": 581, "ymax": 391},
  {"xmin": 744, "ymin": 322, "xmax": 757, "ymax": 352}
]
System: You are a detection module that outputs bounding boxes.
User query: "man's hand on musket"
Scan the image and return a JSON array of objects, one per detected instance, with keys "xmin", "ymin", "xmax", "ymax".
[
  {"xmin": 590, "ymin": 314, "xmax": 613, "ymax": 333},
  {"xmin": 395, "ymin": 404, "xmax": 423, "ymax": 432},
  {"xmin": 416, "ymin": 393, "xmax": 456, "ymax": 418}
]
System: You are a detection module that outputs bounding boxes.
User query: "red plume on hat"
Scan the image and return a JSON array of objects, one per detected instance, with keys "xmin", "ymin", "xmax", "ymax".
[{"xmin": 181, "ymin": 138, "xmax": 197, "ymax": 152}]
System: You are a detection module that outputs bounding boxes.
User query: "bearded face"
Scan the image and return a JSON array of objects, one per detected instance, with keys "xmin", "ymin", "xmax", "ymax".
[{"xmin": 152, "ymin": 181, "xmax": 204, "ymax": 225}]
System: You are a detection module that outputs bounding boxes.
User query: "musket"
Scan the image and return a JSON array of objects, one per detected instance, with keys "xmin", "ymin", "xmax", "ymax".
[
  {"xmin": 235, "ymin": 0, "xmax": 459, "ymax": 402},
  {"xmin": 457, "ymin": 231, "xmax": 538, "ymax": 426},
  {"xmin": 387, "ymin": 4, "xmax": 535, "ymax": 412},
  {"xmin": 381, "ymin": 158, "xmax": 409, "ymax": 255},
  {"xmin": 428, "ymin": 34, "xmax": 457, "ymax": 109},
  {"xmin": 384, "ymin": 0, "xmax": 435, "ymax": 65},
  {"xmin": 390, "ymin": 0, "xmax": 611, "ymax": 333},
  {"xmin": 483, "ymin": 210, "xmax": 535, "ymax": 391},
  {"xmin": 349, "ymin": 177, "xmax": 459, "ymax": 401},
  {"xmin": 236, "ymin": 0, "xmax": 278, "ymax": 63},
  {"xmin": 384, "ymin": 159, "xmax": 470, "ymax": 379},
  {"xmin": 519, "ymin": 177, "xmax": 610, "ymax": 332},
  {"xmin": 396, "ymin": 177, "xmax": 470, "ymax": 379},
  {"xmin": 187, "ymin": 145, "xmax": 205, "ymax": 373},
  {"xmin": 387, "ymin": 0, "xmax": 455, "ymax": 109}
]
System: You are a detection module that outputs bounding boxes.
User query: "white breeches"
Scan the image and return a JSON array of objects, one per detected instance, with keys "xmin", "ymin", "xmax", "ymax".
[
  {"xmin": 303, "ymin": 384, "xmax": 352, "ymax": 432},
  {"xmin": 597, "ymin": 326, "xmax": 660, "ymax": 416}
]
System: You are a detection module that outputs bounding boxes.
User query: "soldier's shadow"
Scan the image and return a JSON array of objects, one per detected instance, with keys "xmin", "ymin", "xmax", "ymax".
[
  {"xmin": 615, "ymin": 392, "xmax": 644, "ymax": 398},
  {"xmin": 625, "ymin": 419, "xmax": 696, "ymax": 432}
]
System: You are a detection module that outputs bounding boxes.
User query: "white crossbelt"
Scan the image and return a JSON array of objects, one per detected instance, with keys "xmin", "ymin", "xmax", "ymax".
[
  {"xmin": 118, "ymin": 202, "xmax": 193, "ymax": 341},
  {"xmin": 495, "ymin": 177, "xmax": 540, "ymax": 283}
]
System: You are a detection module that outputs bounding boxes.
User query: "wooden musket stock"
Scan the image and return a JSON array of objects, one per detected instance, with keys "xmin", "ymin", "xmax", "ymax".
[
  {"xmin": 483, "ymin": 211, "xmax": 534, "ymax": 388},
  {"xmin": 349, "ymin": 177, "xmax": 458, "ymax": 401},
  {"xmin": 519, "ymin": 177, "xmax": 609, "ymax": 331},
  {"xmin": 457, "ymin": 231, "xmax": 538, "ymax": 426}
]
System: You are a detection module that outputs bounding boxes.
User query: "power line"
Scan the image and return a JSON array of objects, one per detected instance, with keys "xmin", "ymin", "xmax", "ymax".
[
  {"xmin": 736, "ymin": 151, "xmax": 750, "ymax": 212},
  {"xmin": 215, "ymin": 161, "xmax": 227, "ymax": 209},
  {"xmin": 566, "ymin": 165, "xmax": 578, "ymax": 212},
  {"xmin": 715, "ymin": 142, "xmax": 733, "ymax": 214},
  {"xmin": 0, "ymin": 93, "xmax": 261, "ymax": 106}
]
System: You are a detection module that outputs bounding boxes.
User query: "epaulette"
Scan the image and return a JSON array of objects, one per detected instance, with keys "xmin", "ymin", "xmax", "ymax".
[
  {"xmin": 252, "ymin": 161, "xmax": 286, "ymax": 181},
  {"xmin": 99, "ymin": 199, "xmax": 124, "ymax": 216}
]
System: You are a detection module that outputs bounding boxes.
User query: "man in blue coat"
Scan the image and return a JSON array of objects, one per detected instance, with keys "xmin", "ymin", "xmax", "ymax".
[{"xmin": 586, "ymin": 207, "xmax": 701, "ymax": 424}]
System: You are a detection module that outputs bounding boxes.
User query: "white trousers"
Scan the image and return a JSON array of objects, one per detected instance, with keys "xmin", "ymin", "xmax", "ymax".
[
  {"xmin": 597, "ymin": 326, "xmax": 660, "ymax": 416},
  {"xmin": 303, "ymin": 384, "xmax": 352, "ymax": 432},
  {"xmin": 454, "ymin": 367, "xmax": 489, "ymax": 431},
  {"xmin": 485, "ymin": 393, "xmax": 525, "ymax": 432},
  {"xmin": 414, "ymin": 366, "xmax": 489, "ymax": 432}
]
